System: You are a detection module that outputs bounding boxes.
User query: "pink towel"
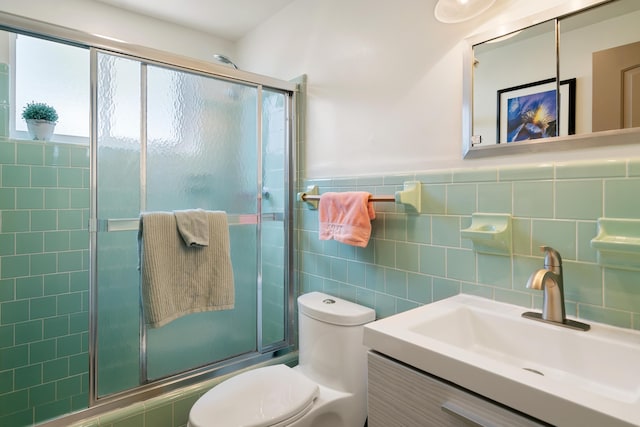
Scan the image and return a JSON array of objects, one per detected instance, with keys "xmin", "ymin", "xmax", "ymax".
[{"xmin": 318, "ymin": 192, "xmax": 376, "ymax": 247}]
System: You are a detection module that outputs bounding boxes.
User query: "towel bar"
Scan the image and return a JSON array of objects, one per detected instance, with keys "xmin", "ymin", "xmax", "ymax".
[{"xmin": 297, "ymin": 181, "xmax": 422, "ymax": 213}]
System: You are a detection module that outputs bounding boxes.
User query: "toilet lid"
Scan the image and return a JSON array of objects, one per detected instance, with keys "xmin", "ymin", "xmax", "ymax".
[{"xmin": 189, "ymin": 364, "xmax": 319, "ymax": 427}]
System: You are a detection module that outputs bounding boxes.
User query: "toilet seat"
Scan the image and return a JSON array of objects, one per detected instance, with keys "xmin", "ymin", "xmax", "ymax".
[{"xmin": 188, "ymin": 364, "xmax": 320, "ymax": 427}]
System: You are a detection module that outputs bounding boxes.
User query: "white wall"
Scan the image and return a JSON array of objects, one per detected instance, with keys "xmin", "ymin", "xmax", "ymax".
[
  {"xmin": 237, "ymin": 0, "xmax": 640, "ymax": 178},
  {"xmin": 0, "ymin": 0, "xmax": 235, "ymax": 63}
]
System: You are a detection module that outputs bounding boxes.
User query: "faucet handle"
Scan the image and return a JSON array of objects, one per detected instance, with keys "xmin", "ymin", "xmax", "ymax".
[{"xmin": 540, "ymin": 246, "xmax": 562, "ymax": 268}]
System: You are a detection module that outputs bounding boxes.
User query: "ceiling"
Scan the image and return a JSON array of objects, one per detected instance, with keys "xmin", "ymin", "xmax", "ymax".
[{"xmin": 94, "ymin": 0, "xmax": 295, "ymax": 41}]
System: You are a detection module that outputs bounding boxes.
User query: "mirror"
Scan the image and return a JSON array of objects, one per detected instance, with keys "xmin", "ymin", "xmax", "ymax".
[{"xmin": 464, "ymin": 0, "xmax": 640, "ymax": 158}]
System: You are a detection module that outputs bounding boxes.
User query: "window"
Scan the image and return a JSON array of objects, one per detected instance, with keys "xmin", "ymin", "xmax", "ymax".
[{"xmin": 12, "ymin": 33, "xmax": 89, "ymax": 143}]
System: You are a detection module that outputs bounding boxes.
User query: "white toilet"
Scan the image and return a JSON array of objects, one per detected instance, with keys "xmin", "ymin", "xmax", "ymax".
[{"xmin": 188, "ymin": 291, "xmax": 376, "ymax": 427}]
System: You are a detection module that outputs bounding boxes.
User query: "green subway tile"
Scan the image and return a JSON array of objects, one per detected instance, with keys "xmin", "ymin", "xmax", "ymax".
[
  {"xmin": 421, "ymin": 184, "xmax": 446, "ymax": 214},
  {"xmin": 604, "ymin": 268, "xmax": 640, "ymax": 312},
  {"xmin": 17, "ymin": 143, "xmax": 43, "ymax": 165},
  {"xmin": 57, "ymin": 375, "xmax": 82, "ymax": 399},
  {"xmin": 30, "ymin": 253, "xmax": 57, "ymax": 275},
  {"xmin": 446, "ymin": 248, "xmax": 476, "ymax": 282},
  {"xmin": 69, "ymin": 271, "xmax": 88, "ymax": 292},
  {"xmin": 407, "ymin": 215, "xmax": 430, "ymax": 244},
  {"xmin": 45, "ymin": 231, "xmax": 70, "ymax": 252},
  {"xmin": 16, "ymin": 276, "xmax": 43, "ymax": 299},
  {"xmin": 31, "ymin": 166, "xmax": 58, "ymax": 187},
  {"xmin": 69, "ymin": 230, "xmax": 88, "ymax": 250},
  {"xmin": 70, "ymin": 147, "xmax": 89, "ymax": 167},
  {"xmin": 432, "ymin": 215, "xmax": 460, "ymax": 247},
  {"xmin": 45, "ymin": 144, "xmax": 70, "ymax": 166},
  {"xmin": 433, "ymin": 277, "xmax": 460, "ymax": 301},
  {"xmin": 3, "ymin": 165, "xmax": 30, "ymax": 187},
  {"xmin": 70, "ymin": 189, "xmax": 89, "ymax": 209},
  {"xmin": 420, "ymin": 245, "xmax": 446, "ymax": 277},
  {"xmin": 144, "ymin": 402, "xmax": 173, "ymax": 427},
  {"xmin": 45, "ymin": 188, "xmax": 70, "ymax": 209},
  {"xmin": 1, "ymin": 255, "xmax": 30, "ymax": 279},
  {"xmin": 555, "ymin": 160, "xmax": 625, "ymax": 179},
  {"xmin": 397, "ymin": 298, "xmax": 419, "ymax": 312},
  {"xmin": 578, "ymin": 304, "xmax": 631, "ymax": 328},
  {"xmin": 415, "ymin": 171, "xmax": 452, "ymax": 184},
  {"xmin": 0, "ymin": 325, "xmax": 13, "ymax": 348},
  {"xmin": 43, "ymin": 358, "xmax": 69, "ymax": 382},
  {"xmin": 512, "ymin": 256, "xmax": 541, "ymax": 291},
  {"xmin": 365, "ymin": 265, "xmax": 385, "ymax": 292},
  {"xmin": 446, "ymin": 183, "xmax": 476, "ymax": 215},
  {"xmin": 531, "ymin": 220, "xmax": 576, "ymax": 260},
  {"xmin": 31, "ymin": 210, "xmax": 58, "ymax": 231},
  {"xmin": 69, "ymin": 312, "xmax": 87, "ymax": 334},
  {"xmin": 346, "ymin": 261, "xmax": 366, "ymax": 287},
  {"xmin": 604, "ymin": 178, "xmax": 640, "ymax": 218},
  {"xmin": 15, "ymin": 319, "xmax": 43, "ymax": 344},
  {"xmin": 461, "ymin": 283, "xmax": 493, "ymax": 298},
  {"xmin": 58, "ymin": 210, "xmax": 83, "ymax": 230},
  {"xmin": 16, "ymin": 231, "xmax": 44, "ymax": 254},
  {"xmin": 16, "ymin": 188, "xmax": 43, "ymax": 209},
  {"xmin": 374, "ymin": 239, "xmax": 395, "ymax": 268},
  {"xmin": 452, "ymin": 168, "xmax": 497, "ymax": 183},
  {"xmin": 44, "ymin": 316, "xmax": 69, "ymax": 339},
  {"xmin": 30, "ymin": 338, "xmax": 56, "ymax": 363},
  {"xmin": 0, "ymin": 188, "xmax": 15, "ymax": 209},
  {"xmin": 396, "ymin": 242, "xmax": 419, "ymax": 272},
  {"xmin": 0, "ymin": 233, "xmax": 15, "ymax": 256},
  {"xmin": 0, "ymin": 389, "xmax": 29, "ymax": 416},
  {"xmin": 0, "ymin": 344, "xmax": 28, "ymax": 370},
  {"xmin": 29, "ymin": 382, "xmax": 56, "ymax": 406},
  {"xmin": 383, "ymin": 175, "xmax": 413, "ymax": 185},
  {"xmin": 355, "ymin": 287, "xmax": 375, "ymax": 309},
  {"xmin": 407, "ymin": 273, "xmax": 432, "ymax": 304},
  {"xmin": 14, "ymin": 363, "xmax": 42, "ymax": 389},
  {"xmin": 629, "ymin": 159, "xmax": 640, "ymax": 177},
  {"xmin": 30, "ymin": 296, "xmax": 57, "ymax": 320},
  {"xmin": 577, "ymin": 221, "xmax": 598, "ymax": 263},
  {"xmin": 477, "ymin": 182, "xmax": 512, "ymax": 214},
  {"xmin": 512, "ymin": 218, "xmax": 532, "ymax": 256},
  {"xmin": 1, "ymin": 211, "xmax": 30, "ymax": 232},
  {"xmin": 0, "ymin": 370, "xmax": 12, "ymax": 394},
  {"xmin": 555, "ymin": 180, "xmax": 602, "ymax": 220},
  {"xmin": 69, "ymin": 353, "xmax": 88, "ymax": 376},
  {"xmin": 357, "ymin": 176, "xmax": 384, "ymax": 186},
  {"xmin": 494, "ymin": 289, "xmax": 532, "ymax": 307},
  {"xmin": 384, "ymin": 213, "xmax": 406, "ymax": 241},
  {"xmin": 58, "ymin": 168, "xmax": 83, "ymax": 188},
  {"xmin": 58, "ymin": 251, "xmax": 83, "ymax": 272},
  {"xmin": 499, "ymin": 164, "xmax": 554, "ymax": 181},
  {"xmin": 0, "ymin": 278, "xmax": 15, "ymax": 302},
  {"xmin": 477, "ymin": 253, "xmax": 512, "ymax": 289},
  {"xmin": 58, "ymin": 293, "xmax": 82, "ymax": 315},
  {"xmin": 44, "ymin": 273, "xmax": 70, "ymax": 295},
  {"xmin": 71, "ymin": 392, "xmax": 89, "ymax": 412},
  {"xmin": 0, "ymin": 409, "xmax": 33, "ymax": 427},
  {"xmin": 374, "ymin": 293, "xmax": 396, "ymax": 318},
  {"xmin": 35, "ymin": 397, "xmax": 71, "ymax": 424},
  {"xmin": 513, "ymin": 181, "xmax": 553, "ymax": 218},
  {"xmin": 563, "ymin": 261, "xmax": 602, "ymax": 305},
  {"xmin": 385, "ymin": 269, "xmax": 407, "ymax": 298},
  {"xmin": 0, "ymin": 140, "xmax": 16, "ymax": 164},
  {"xmin": 330, "ymin": 258, "xmax": 347, "ymax": 282}
]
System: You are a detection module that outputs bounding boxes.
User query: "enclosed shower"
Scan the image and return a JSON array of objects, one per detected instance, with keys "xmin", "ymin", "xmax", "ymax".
[{"xmin": 0, "ymin": 13, "xmax": 298, "ymax": 426}]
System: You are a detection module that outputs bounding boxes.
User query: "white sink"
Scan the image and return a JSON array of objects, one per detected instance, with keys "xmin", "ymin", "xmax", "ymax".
[{"xmin": 363, "ymin": 294, "xmax": 640, "ymax": 427}]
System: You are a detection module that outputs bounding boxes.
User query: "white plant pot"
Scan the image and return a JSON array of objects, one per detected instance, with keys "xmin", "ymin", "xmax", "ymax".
[{"xmin": 26, "ymin": 119, "xmax": 56, "ymax": 141}]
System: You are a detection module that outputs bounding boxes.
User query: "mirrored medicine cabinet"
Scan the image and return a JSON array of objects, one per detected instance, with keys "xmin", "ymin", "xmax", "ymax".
[{"xmin": 463, "ymin": 0, "xmax": 640, "ymax": 158}]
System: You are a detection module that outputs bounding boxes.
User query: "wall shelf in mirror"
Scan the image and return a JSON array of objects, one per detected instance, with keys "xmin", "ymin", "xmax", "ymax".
[
  {"xmin": 463, "ymin": 0, "xmax": 640, "ymax": 159},
  {"xmin": 461, "ymin": 213, "xmax": 512, "ymax": 255},
  {"xmin": 591, "ymin": 218, "xmax": 640, "ymax": 270}
]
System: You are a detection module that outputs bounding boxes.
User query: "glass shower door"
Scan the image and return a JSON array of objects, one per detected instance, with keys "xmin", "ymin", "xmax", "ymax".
[{"xmin": 95, "ymin": 51, "xmax": 267, "ymax": 396}]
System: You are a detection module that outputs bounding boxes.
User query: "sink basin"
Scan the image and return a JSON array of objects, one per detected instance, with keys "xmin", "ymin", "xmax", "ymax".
[{"xmin": 363, "ymin": 294, "xmax": 640, "ymax": 427}]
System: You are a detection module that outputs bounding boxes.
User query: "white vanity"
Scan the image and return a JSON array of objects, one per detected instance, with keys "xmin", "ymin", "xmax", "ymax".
[{"xmin": 363, "ymin": 294, "xmax": 640, "ymax": 427}]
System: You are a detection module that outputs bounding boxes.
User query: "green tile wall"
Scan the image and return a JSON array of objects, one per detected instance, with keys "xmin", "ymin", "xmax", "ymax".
[
  {"xmin": 296, "ymin": 158, "xmax": 640, "ymax": 330},
  {"xmin": 0, "ymin": 138, "xmax": 90, "ymax": 426}
]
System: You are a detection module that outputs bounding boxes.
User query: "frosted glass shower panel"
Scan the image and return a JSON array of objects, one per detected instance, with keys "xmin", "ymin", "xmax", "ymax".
[
  {"xmin": 95, "ymin": 53, "xmax": 142, "ymax": 396},
  {"xmin": 146, "ymin": 66, "xmax": 258, "ymax": 212}
]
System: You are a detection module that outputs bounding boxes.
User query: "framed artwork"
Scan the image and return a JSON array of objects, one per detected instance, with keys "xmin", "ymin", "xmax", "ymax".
[{"xmin": 497, "ymin": 77, "xmax": 576, "ymax": 143}]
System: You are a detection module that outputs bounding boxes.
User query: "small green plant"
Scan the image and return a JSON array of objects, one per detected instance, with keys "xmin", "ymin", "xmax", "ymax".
[{"xmin": 21, "ymin": 102, "xmax": 59, "ymax": 122}]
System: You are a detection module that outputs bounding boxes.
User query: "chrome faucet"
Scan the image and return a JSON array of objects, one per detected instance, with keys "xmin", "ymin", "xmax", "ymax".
[{"xmin": 522, "ymin": 246, "xmax": 590, "ymax": 331}]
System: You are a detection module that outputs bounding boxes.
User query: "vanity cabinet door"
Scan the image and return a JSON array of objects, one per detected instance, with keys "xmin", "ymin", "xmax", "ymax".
[{"xmin": 368, "ymin": 352, "xmax": 546, "ymax": 427}]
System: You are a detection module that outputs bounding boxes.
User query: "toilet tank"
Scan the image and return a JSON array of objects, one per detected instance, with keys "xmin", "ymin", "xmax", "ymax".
[{"xmin": 297, "ymin": 292, "xmax": 376, "ymax": 394}]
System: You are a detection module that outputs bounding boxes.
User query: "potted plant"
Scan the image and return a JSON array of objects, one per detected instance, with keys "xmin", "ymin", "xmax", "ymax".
[{"xmin": 22, "ymin": 101, "xmax": 58, "ymax": 141}]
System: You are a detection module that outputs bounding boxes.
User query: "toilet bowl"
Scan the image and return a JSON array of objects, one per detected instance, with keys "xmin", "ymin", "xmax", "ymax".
[{"xmin": 188, "ymin": 292, "xmax": 376, "ymax": 427}]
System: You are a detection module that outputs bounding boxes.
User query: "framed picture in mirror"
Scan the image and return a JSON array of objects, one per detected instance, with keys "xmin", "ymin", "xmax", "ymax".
[{"xmin": 497, "ymin": 77, "xmax": 576, "ymax": 144}]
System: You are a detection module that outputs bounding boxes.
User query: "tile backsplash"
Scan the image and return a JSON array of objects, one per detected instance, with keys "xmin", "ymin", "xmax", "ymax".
[{"xmin": 296, "ymin": 158, "xmax": 640, "ymax": 330}]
